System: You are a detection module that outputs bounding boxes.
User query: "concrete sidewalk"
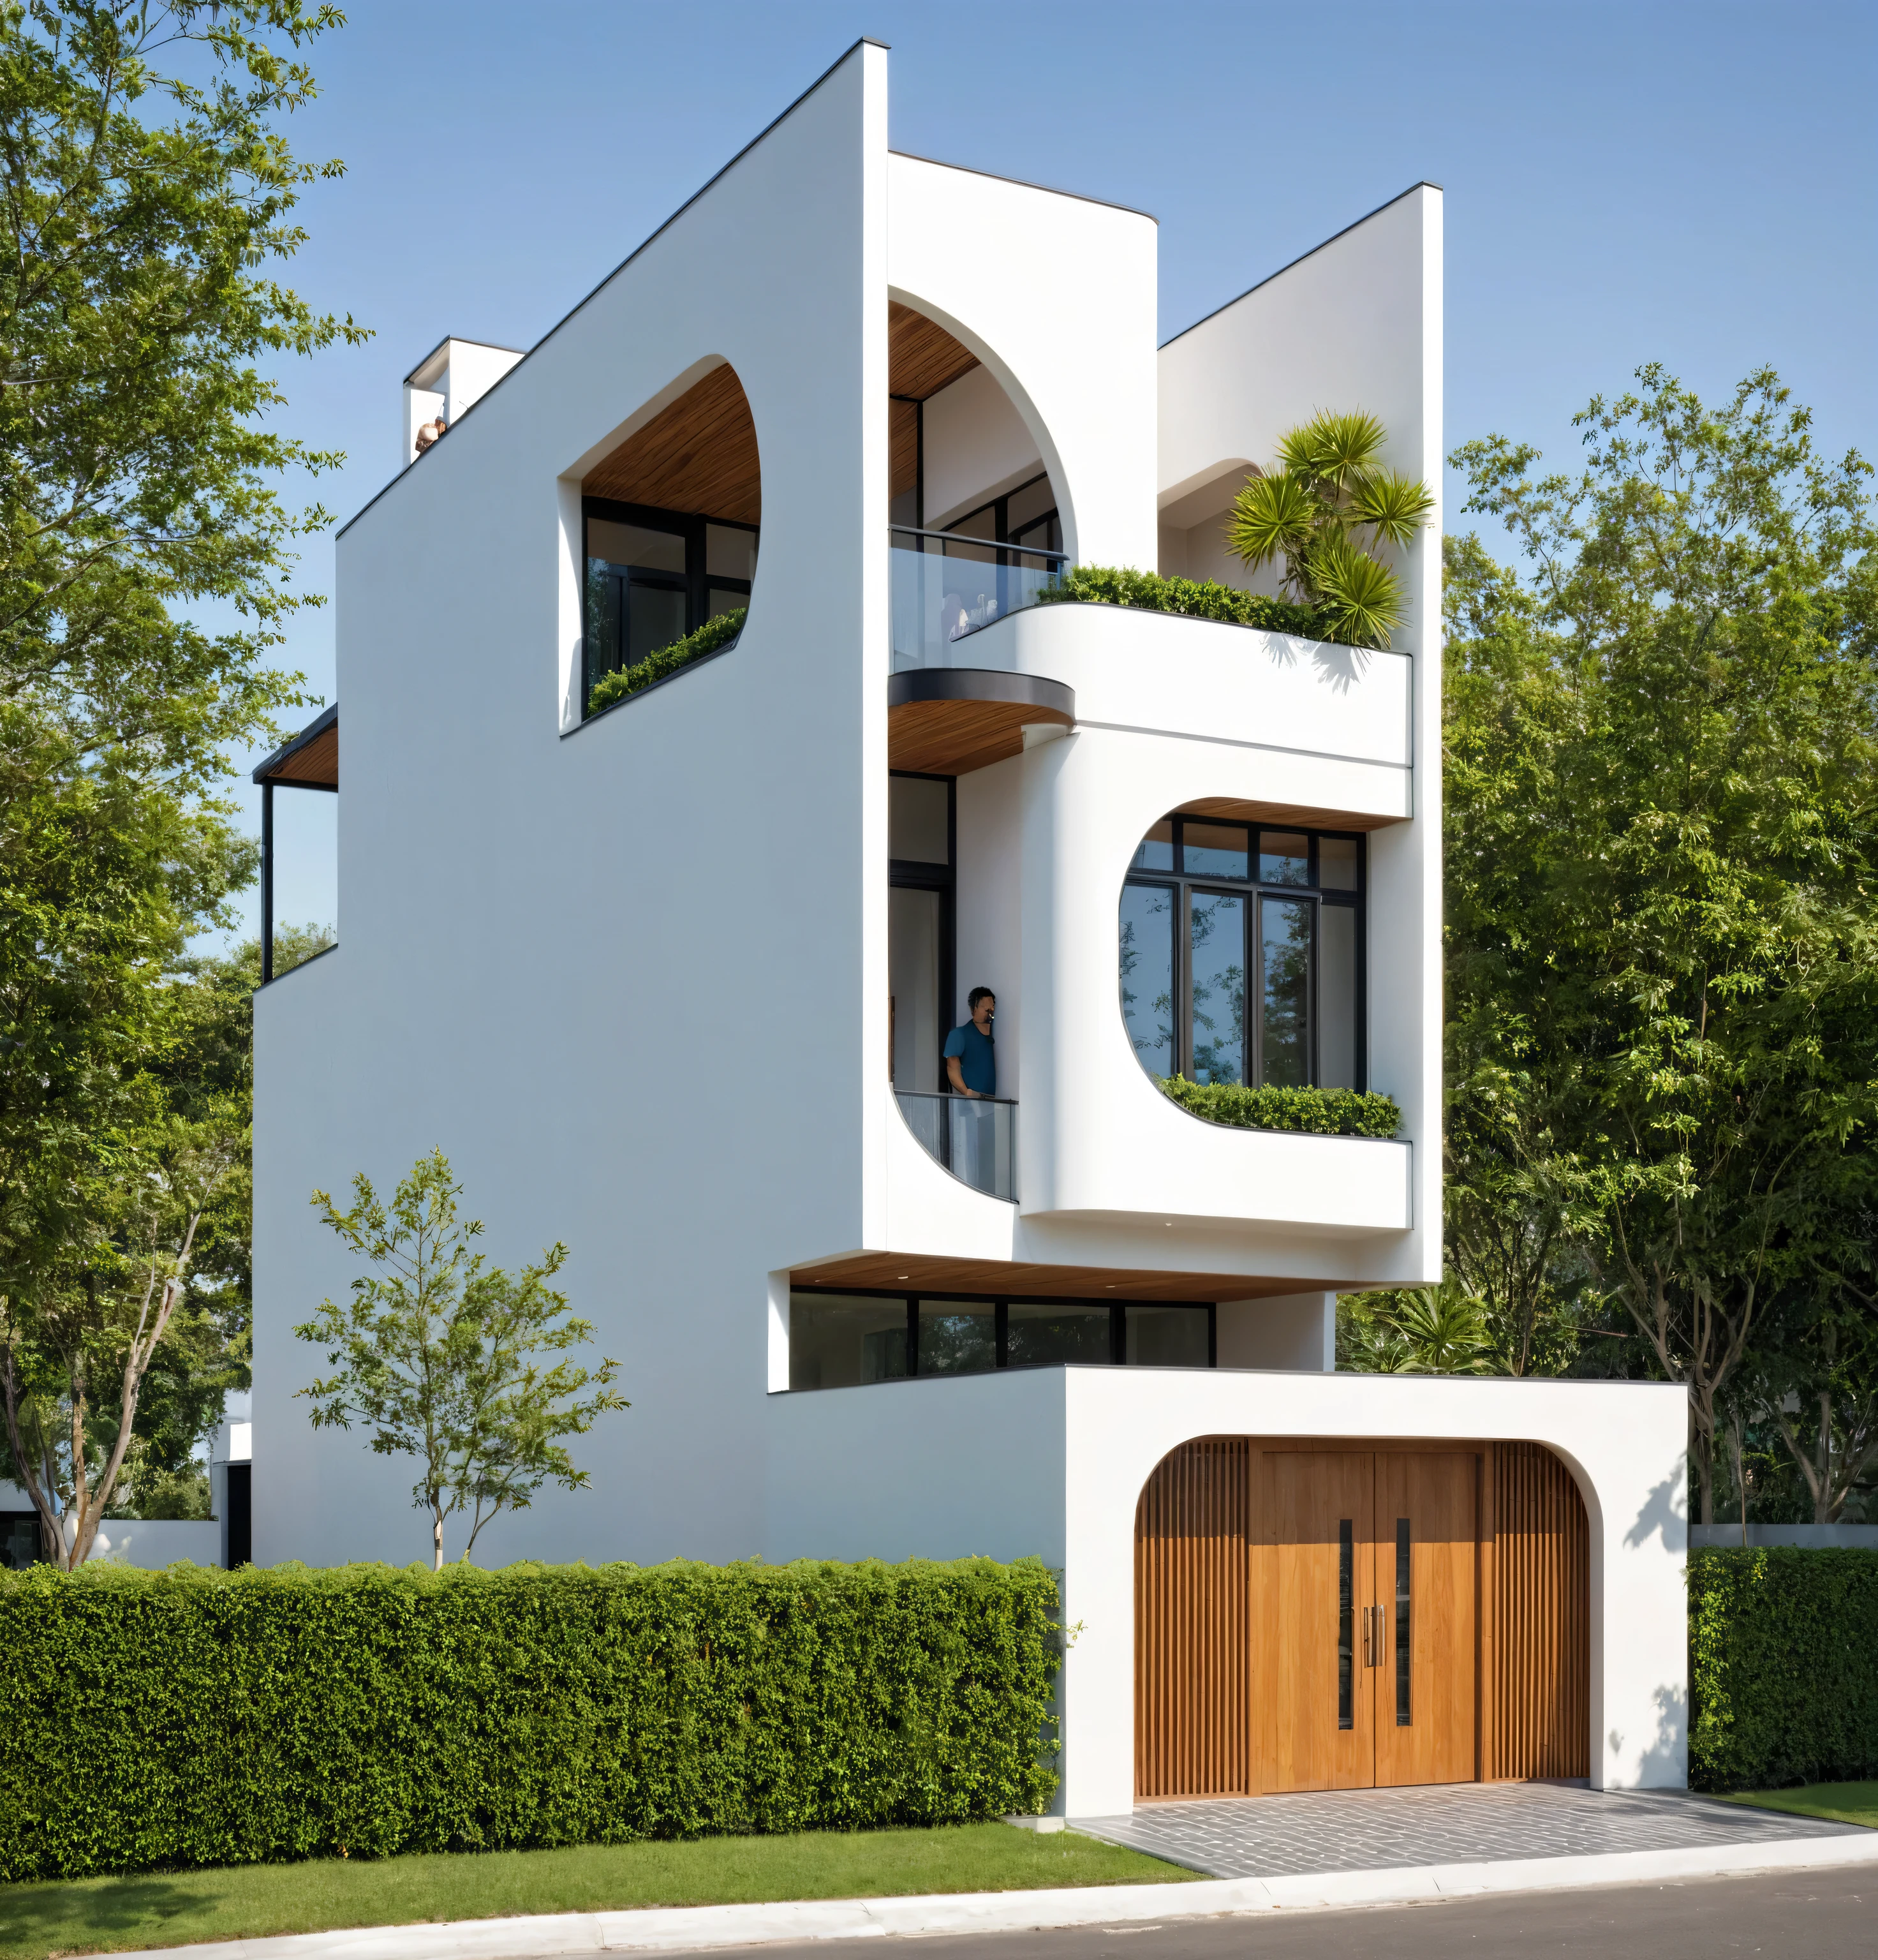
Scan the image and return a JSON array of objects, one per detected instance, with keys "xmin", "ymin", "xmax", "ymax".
[{"xmin": 138, "ymin": 1792, "xmax": 1878, "ymax": 1960}]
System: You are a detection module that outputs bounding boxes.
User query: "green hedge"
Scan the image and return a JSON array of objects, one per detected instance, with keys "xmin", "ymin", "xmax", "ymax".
[
  {"xmin": 1689, "ymin": 1548, "xmax": 1878, "ymax": 1790},
  {"xmin": 1034, "ymin": 565, "xmax": 1342, "ymax": 642},
  {"xmin": 588, "ymin": 607, "xmax": 746, "ymax": 717},
  {"xmin": 0, "ymin": 1555, "xmax": 1060, "ymax": 1882},
  {"xmin": 1157, "ymin": 1076, "xmax": 1402, "ymax": 1139}
]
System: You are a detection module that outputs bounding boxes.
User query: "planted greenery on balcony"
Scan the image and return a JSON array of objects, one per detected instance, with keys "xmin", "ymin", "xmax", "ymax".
[
  {"xmin": 1039, "ymin": 411, "xmax": 1433, "ymax": 651},
  {"xmin": 588, "ymin": 607, "xmax": 746, "ymax": 717},
  {"xmin": 1158, "ymin": 1075, "xmax": 1401, "ymax": 1139},
  {"xmin": 1034, "ymin": 565, "xmax": 1342, "ymax": 640}
]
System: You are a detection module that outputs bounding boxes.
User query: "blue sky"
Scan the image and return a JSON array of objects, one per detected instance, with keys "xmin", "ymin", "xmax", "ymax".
[{"xmin": 233, "ymin": 0, "xmax": 1877, "ymax": 947}]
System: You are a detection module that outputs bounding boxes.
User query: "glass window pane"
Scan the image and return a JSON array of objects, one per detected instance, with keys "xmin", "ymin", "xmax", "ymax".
[
  {"xmin": 589, "ymin": 517, "xmax": 686, "ymax": 574},
  {"xmin": 1126, "ymin": 1305, "xmax": 1210, "ymax": 1367},
  {"xmin": 1189, "ymin": 889, "xmax": 1246, "ymax": 1085},
  {"xmin": 1120, "ymin": 883, "xmax": 1176, "ymax": 1076},
  {"xmin": 1260, "ymin": 896, "xmax": 1311, "ymax": 1087},
  {"xmin": 1338, "ymin": 1519, "xmax": 1355, "ymax": 1730},
  {"xmin": 916, "ymin": 1300, "xmax": 996, "ymax": 1376},
  {"xmin": 1183, "ymin": 822, "xmax": 1250, "ymax": 880},
  {"xmin": 890, "ymin": 775, "xmax": 950, "ymax": 863},
  {"xmin": 1396, "ymin": 1518, "xmax": 1412, "ymax": 1726},
  {"xmin": 626, "ymin": 581, "xmax": 688, "ymax": 664},
  {"xmin": 1130, "ymin": 819, "xmax": 1174, "ymax": 873},
  {"xmin": 890, "ymin": 887, "xmax": 943, "ymax": 1092},
  {"xmin": 706, "ymin": 523, "xmax": 758, "ymax": 580},
  {"xmin": 1259, "ymin": 831, "xmax": 1310, "ymax": 884},
  {"xmin": 1007, "ymin": 1302, "xmax": 1113, "ymax": 1367},
  {"xmin": 949, "ymin": 502, "xmax": 997, "ymax": 544},
  {"xmin": 1320, "ymin": 903, "xmax": 1358, "ymax": 1089},
  {"xmin": 584, "ymin": 562, "xmax": 619, "ymax": 694},
  {"xmin": 790, "ymin": 1294, "xmax": 907, "ymax": 1392},
  {"xmin": 1319, "ymin": 836, "xmax": 1359, "ymax": 891},
  {"xmin": 707, "ymin": 585, "xmax": 748, "ymax": 621},
  {"xmin": 1006, "ymin": 475, "xmax": 1056, "ymax": 533}
]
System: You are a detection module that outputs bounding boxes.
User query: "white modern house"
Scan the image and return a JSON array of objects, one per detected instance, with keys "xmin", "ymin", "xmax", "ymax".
[{"xmin": 251, "ymin": 40, "xmax": 1689, "ymax": 1816}]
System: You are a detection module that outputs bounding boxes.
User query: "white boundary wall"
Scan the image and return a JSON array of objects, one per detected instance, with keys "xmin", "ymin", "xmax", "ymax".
[{"xmin": 765, "ymin": 1369, "xmax": 1690, "ymax": 1814}]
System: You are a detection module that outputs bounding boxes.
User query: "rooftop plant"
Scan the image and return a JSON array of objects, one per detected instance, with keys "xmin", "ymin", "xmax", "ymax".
[
  {"xmin": 1033, "ymin": 565, "xmax": 1342, "ymax": 639},
  {"xmin": 1226, "ymin": 410, "xmax": 1434, "ymax": 648},
  {"xmin": 588, "ymin": 607, "xmax": 746, "ymax": 718},
  {"xmin": 1157, "ymin": 1076, "xmax": 1401, "ymax": 1140}
]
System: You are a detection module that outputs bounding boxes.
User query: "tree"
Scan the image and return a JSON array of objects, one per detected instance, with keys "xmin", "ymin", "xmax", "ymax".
[
  {"xmin": 1227, "ymin": 409, "xmax": 1434, "ymax": 648},
  {"xmin": 1445, "ymin": 366, "xmax": 1878, "ymax": 1519},
  {"xmin": 295, "ymin": 1152, "xmax": 628, "ymax": 1569},
  {"xmin": 0, "ymin": 2, "xmax": 360, "ymax": 1559}
]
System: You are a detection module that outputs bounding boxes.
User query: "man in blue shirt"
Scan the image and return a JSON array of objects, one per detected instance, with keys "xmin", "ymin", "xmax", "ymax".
[{"xmin": 943, "ymin": 987, "xmax": 996, "ymax": 1097}]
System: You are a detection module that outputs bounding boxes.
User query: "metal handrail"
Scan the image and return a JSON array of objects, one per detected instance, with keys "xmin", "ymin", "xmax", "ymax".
[
  {"xmin": 891, "ymin": 1088, "xmax": 1018, "ymax": 1106},
  {"xmin": 889, "ymin": 523, "xmax": 1068, "ymax": 566}
]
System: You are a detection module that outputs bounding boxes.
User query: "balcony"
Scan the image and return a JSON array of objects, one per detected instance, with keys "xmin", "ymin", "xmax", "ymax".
[
  {"xmin": 889, "ymin": 526, "xmax": 1067, "ymax": 672},
  {"xmin": 893, "ymin": 1090, "xmax": 1017, "ymax": 1202},
  {"xmin": 887, "ymin": 527, "xmax": 1075, "ymax": 776}
]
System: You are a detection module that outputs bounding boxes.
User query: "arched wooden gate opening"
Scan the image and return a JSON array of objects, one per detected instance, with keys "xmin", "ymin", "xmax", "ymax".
[{"xmin": 1134, "ymin": 1437, "xmax": 1589, "ymax": 1798}]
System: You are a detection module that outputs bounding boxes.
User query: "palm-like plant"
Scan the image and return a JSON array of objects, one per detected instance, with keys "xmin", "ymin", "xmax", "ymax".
[{"xmin": 1226, "ymin": 408, "xmax": 1434, "ymax": 648}]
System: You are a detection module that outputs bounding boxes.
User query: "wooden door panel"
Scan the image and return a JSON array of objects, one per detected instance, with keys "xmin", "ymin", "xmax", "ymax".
[
  {"xmin": 1134, "ymin": 1439, "xmax": 1252, "ymax": 1797},
  {"xmin": 1261, "ymin": 1450, "xmax": 1374, "ymax": 1792},
  {"xmin": 1373, "ymin": 1451, "xmax": 1478, "ymax": 1788}
]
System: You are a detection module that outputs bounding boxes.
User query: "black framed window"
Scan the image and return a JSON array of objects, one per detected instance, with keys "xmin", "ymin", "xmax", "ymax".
[
  {"xmin": 582, "ymin": 497, "xmax": 758, "ymax": 710},
  {"xmin": 946, "ymin": 470, "xmax": 1062, "ymax": 556},
  {"xmin": 1120, "ymin": 815, "xmax": 1364, "ymax": 1090},
  {"xmin": 787, "ymin": 1290, "xmax": 1215, "ymax": 1391},
  {"xmin": 889, "ymin": 771, "xmax": 955, "ymax": 1095}
]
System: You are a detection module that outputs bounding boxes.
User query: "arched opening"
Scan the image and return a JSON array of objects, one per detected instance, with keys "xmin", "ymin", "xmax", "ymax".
[
  {"xmin": 578, "ymin": 362, "xmax": 761, "ymax": 716},
  {"xmin": 1134, "ymin": 1436, "xmax": 1589, "ymax": 1799}
]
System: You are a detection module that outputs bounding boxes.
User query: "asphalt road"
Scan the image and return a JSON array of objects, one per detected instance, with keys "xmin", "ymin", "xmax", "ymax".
[{"xmin": 695, "ymin": 1866, "xmax": 1872, "ymax": 1960}]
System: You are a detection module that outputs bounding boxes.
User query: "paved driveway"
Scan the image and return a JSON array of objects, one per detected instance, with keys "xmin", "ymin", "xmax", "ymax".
[{"xmin": 1070, "ymin": 1780, "xmax": 1863, "ymax": 1878}]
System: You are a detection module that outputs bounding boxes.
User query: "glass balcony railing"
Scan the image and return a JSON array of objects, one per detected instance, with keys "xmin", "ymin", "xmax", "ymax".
[
  {"xmin": 894, "ymin": 1090, "xmax": 1017, "ymax": 1201},
  {"xmin": 890, "ymin": 526, "xmax": 1067, "ymax": 672}
]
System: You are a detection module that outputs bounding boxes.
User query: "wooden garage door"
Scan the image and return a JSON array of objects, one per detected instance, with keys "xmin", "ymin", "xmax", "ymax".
[{"xmin": 1134, "ymin": 1437, "xmax": 1588, "ymax": 1797}]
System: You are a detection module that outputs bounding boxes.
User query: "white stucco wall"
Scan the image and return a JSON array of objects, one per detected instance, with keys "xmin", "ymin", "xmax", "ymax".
[
  {"xmin": 887, "ymin": 153, "xmax": 1157, "ymax": 570},
  {"xmin": 253, "ymin": 41, "xmax": 892, "ymax": 1570},
  {"xmin": 921, "ymin": 362, "xmax": 1045, "ymax": 532}
]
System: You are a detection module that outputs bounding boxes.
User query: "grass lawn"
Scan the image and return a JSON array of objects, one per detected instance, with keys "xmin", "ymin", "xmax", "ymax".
[
  {"xmin": 0, "ymin": 1824, "xmax": 1192, "ymax": 1960},
  {"xmin": 1718, "ymin": 1781, "xmax": 1878, "ymax": 1830}
]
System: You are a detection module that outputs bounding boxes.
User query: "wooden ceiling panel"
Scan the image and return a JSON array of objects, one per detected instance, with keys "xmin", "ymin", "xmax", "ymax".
[
  {"xmin": 889, "ymin": 697, "xmax": 1072, "ymax": 776},
  {"xmin": 889, "ymin": 301, "xmax": 980, "ymax": 402},
  {"xmin": 794, "ymin": 1251, "xmax": 1354, "ymax": 1305},
  {"xmin": 1176, "ymin": 796, "xmax": 1405, "ymax": 834},
  {"xmin": 583, "ymin": 363, "xmax": 761, "ymax": 524}
]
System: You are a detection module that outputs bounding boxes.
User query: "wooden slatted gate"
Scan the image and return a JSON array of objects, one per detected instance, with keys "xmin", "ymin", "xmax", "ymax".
[
  {"xmin": 1482, "ymin": 1441, "xmax": 1591, "ymax": 1779},
  {"xmin": 1134, "ymin": 1437, "xmax": 1251, "ymax": 1797},
  {"xmin": 1134, "ymin": 1437, "xmax": 1592, "ymax": 1797}
]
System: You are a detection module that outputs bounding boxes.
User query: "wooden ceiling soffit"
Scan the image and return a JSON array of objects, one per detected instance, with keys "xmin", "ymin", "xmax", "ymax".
[
  {"xmin": 888, "ymin": 667, "xmax": 1074, "ymax": 776},
  {"xmin": 889, "ymin": 301, "xmax": 980, "ymax": 402},
  {"xmin": 582, "ymin": 363, "xmax": 761, "ymax": 525},
  {"xmin": 1175, "ymin": 795, "xmax": 1405, "ymax": 834},
  {"xmin": 794, "ymin": 1251, "xmax": 1356, "ymax": 1305},
  {"xmin": 253, "ymin": 704, "xmax": 338, "ymax": 789}
]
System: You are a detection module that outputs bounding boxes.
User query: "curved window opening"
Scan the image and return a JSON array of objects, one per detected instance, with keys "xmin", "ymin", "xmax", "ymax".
[
  {"xmin": 580, "ymin": 363, "xmax": 760, "ymax": 716},
  {"xmin": 1121, "ymin": 811, "xmax": 1365, "ymax": 1090},
  {"xmin": 887, "ymin": 301, "xmax": 1066, "ymax": 669}
]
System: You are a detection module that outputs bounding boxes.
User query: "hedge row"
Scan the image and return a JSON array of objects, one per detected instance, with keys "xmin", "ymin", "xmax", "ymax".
[
  {"xmin": 1033, "ymin": 565, "xmax": 1342, "ymax": 642},
  {"xmin": 1689, "ymin": 1548, "xmax": 1878, "ymax": 1790},
  {"xmin": 588, "ymin": 607, "xmax": 746, "ymax": 717},
  {"xmin": 0, "ymin": 1555, "xmax": 1061, "ymax": 1882},
  {"xmin": 1157, "ymin": 1075, "xmax": 1403, "ymax": 1139}
]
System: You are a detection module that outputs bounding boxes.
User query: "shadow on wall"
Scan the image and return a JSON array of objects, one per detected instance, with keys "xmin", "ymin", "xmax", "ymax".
[
  {"xmin": 1624, "ymin": 1467, "xmax": 1687, "ymax": 1553},
  {"xmin": 1261, "ymin": 636, "xmax": 1373, "ymax": 695},
  {"xmin": 1612, "ymin": 1680, "xmax": 1689, "ymax": 1790}
]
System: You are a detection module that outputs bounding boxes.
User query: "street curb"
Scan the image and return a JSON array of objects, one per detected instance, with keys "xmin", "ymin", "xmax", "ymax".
[{"xmin": 137, "ymin": 1828, "xmax": 1878, "ymax": 1959}]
